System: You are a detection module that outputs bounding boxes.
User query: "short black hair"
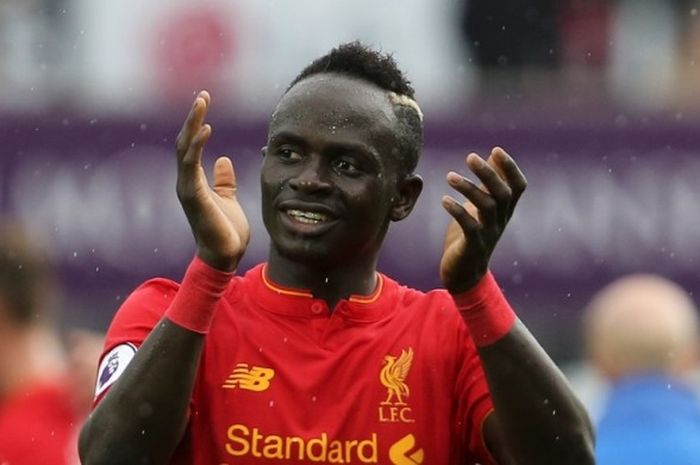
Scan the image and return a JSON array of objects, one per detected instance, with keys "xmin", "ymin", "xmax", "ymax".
[{"xmin": 288, "ymin": 42, "xmax": 423, "ymax": 177}]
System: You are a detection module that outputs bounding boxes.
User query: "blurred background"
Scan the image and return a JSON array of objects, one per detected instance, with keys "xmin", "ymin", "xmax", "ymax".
[{"xmin": 1, "ymin": 0, "xmax": 699, "ymax": 386}]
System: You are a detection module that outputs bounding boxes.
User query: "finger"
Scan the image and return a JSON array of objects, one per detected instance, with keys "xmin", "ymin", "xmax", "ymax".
[
  {"xmin": 213, "ymin": 156, "xmax": 237, "ymax": 199},
  {"xmin": 177, "ymin": 124, "xmax": 212, "ymax": 204},
  {"xmin": 489, "ymin": 147, "xmax": 527, "ymax": 217},
  {"xmin": 182, "ymin": 123, "xmax": 211, "ymax": 167},
  {"xmin": 441, "ymin": 195, "xmax": 484, "ymax": 246},
  {"xmin": 466, "ymin": 153, "xmax": 512, "ymax": 225},
  {"xmin": 176, "ymin": 91, "xmax": 211, "ymax": 159},
  {"xmin": 198, "ymin": 89, "xmax": 211, "ymax": 106},
  {"xmin": 466, "ymin": 153, "xmax": 512, "ymax": 204},
  {"xmin": 177, "ymin": 125, "xmax": 211, "ymax": 203},
  {"xmin": 446, "ymin": 171, "xmax": 497, "ymax": 226},
  {"xmin": 486, "ymin": 147, "xmax": 509, "ymax": 181}
]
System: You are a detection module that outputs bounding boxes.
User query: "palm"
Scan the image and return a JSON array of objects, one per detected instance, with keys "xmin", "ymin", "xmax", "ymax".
[
  {"xmin": 192, "ymin": 161, "xmax": 250, "ymax": 255},
  {"xmin": 176, "ymin": 91, "xmax": 250, "ymax": 271},
  {"xmin": 212, "ymin": 192, "xmax": 250, "ymax": 258},
  {"xmin": 439, "ymin": 203, "xmax": 480, "ymax": 292}
]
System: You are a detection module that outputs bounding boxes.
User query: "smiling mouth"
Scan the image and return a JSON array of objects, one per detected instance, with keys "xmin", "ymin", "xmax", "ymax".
[{"xmin": 286, "ymin": 209, "xmax": 331, "ymax": 224}]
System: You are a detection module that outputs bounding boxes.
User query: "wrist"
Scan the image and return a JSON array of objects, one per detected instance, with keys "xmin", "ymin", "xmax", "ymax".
[
  {"xmin": 452, "ymin": 271, "xmax": 516, "ymax": 347},
  {"xmin": 164, "ymin": 255, "xmax": 234, "ymax": 333},
  {"xmin": 443, "ymin": 263, "xmax": 488, "ymax": 294},
  {"xmin": 196, "ymin": 246, "xmax": 240, "ymax": 273},
  {"xmin": 448, "ymin": 273, "xmax": 485, "ymax": 294}
]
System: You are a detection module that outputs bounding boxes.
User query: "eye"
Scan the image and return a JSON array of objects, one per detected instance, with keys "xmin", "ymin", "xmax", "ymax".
[
  {"xmin": 277, "ymin": 148, "xmax": 303, "ymax": 162},
  {"xmin": 332, "ymin": 158, "xmax": 361, "ymax": 176}
]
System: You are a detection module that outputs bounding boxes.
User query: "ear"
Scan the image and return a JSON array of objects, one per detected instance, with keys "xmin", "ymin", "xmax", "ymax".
[
  {"xmin": 390, "ymin": 174, "xmax": 423, "ymax": 222},
  {"xmin": 260, "ymin": 146, "xmax": 268, "ymax": 157}
]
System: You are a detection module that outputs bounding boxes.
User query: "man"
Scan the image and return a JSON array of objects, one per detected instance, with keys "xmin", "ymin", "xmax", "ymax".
[
  {"xmin": 79, "ymin": 43, "xmax": 593, "ymax": 465},
  {"xmin": 585, "ymin": 274, "xmax": 700, "ymax": 465},
  {"xmin": 0, "ymin": 220, "xmax": 98, "ymax": 465}
]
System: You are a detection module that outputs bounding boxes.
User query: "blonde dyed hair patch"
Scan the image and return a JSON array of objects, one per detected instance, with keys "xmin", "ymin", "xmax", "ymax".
[{"xmin": 388, "ymin": 92, "xmax": 423, "ymax": 122}]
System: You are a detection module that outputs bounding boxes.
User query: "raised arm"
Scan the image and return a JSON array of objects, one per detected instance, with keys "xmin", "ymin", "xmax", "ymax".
[
  {"xmin": 78, "ymin": 91, "xmax": 250, "ymax": 465},
  {"xmin": 440, "ymin": 147, "xmax": 594, "ymax": 465}
]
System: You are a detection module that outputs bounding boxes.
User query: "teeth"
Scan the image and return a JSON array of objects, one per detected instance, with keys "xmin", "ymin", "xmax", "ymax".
[{"xmin": 287, "ymin": 209, "xmax": 330, "ymax": 224}]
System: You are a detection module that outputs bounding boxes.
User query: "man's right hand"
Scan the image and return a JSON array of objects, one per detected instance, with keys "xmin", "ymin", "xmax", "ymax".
[{"xmin": 175, "ymin": 90, "xmax": 250, "ymax": 271}]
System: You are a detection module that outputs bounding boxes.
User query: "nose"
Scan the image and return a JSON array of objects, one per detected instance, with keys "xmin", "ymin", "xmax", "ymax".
[{"xmin": 288, "ymin": 156, "xmax": 332, "ymax": 194}]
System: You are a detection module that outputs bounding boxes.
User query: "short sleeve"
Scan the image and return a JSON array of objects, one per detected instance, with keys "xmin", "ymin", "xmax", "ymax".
[
  {"xmin": 454, "ymin": 326, "xmax": 498, "ymax": 465},
  {"xmin": 93, "ymin": 278, "xmax": 179, "ymax": 404}
]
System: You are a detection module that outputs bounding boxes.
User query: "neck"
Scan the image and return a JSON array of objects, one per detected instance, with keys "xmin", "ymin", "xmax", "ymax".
[
  {"xmin": 266, "ymin": 246, "xmax": 379, "ymax": 308},
  {"xmin": 0, "ymin": 324, "xmax": 66, "ymax": 397}
]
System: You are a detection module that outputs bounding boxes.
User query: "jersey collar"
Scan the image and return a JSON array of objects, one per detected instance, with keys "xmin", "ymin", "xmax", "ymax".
[{"xmin": 244, "ymin": 263, "xmax": 395, "ymax": 322}]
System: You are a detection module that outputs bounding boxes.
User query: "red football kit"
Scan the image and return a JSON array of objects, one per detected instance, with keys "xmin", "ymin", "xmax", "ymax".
[
  {"xmin": 96, "ymin": 263, "xmax": 498, "ymax": 465},
  {"xmin": 0, "ymin": 382, "xmax": 80, "ymax": 465}
]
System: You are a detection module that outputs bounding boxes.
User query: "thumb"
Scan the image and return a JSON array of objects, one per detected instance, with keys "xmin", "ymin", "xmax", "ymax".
[{"xmin": 212, "ymin": 156, "xmax": 237, "ymax": 198}]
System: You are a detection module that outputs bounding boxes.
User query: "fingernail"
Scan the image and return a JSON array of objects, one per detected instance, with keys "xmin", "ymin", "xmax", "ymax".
[
  {"xmin": 447, "ymin": 172, "xmax": 461, "ymax": 183},
  {"xmin": 495, "ymin": 148, "xmax": 508, "ymax": 161}
]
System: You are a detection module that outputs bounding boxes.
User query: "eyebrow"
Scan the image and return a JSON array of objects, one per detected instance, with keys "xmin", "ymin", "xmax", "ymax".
[{"xmin": 268, "ymin": 131, "xmax": 307, "ymax": 149}]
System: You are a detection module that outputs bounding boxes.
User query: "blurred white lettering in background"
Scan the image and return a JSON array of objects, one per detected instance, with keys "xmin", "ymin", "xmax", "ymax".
[{"xmin": 5, "ymin": 147, "xmax": 699, "ymax": 277}]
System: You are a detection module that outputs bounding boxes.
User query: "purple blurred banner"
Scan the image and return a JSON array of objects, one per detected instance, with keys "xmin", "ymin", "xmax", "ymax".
[{"xmin": 2, "ymin": 115, "xmax": 699, "ymax": 360}]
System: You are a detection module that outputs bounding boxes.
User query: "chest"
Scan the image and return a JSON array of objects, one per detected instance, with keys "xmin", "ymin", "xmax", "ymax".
[{"xmin": 188, "ymin": 306, "xmax": 459, "ymax": 463}]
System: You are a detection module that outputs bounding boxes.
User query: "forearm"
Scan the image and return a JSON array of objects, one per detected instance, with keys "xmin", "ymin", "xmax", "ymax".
[
  {"xmin": 454, "ymin": 272, "xmax": 594, "ymax": 464},
  {"xmin": 80, "ymin": 256, "xmax": 232, "ymax": 465},
  {"xmin": 79, "ymin": 319, "xmax": 204, "ymax": 465},
  {"xmin": 478, "ymin": 322, "xmax": 594, "ymax": 465},
  {"xmin": 437, "ymin": 149, "xmax": 588, "ymax": 462}
]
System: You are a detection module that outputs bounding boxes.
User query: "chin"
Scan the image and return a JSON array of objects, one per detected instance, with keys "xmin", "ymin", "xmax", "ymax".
[
  {"xmin": 272, "ymin": 235, "xmax": 373, "ymax": 268},
  {"xmin": 275, "ymin": 241, "xmax": 338, "ymax": 266}
]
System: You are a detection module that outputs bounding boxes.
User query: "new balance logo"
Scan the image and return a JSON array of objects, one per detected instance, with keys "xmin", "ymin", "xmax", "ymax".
[
  {"xmin": 222, "ymin": 363, "xmax": 275, "ymax": 392},
  {"xmin": 389, "ymin": 434, "xmax": 424, "ymax": 465}
]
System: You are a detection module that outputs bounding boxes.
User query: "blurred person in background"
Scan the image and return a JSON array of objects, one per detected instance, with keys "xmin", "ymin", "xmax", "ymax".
[
  {"xmin": 79, "ymin": 42, "xmax": 593, "ymax": 465},
  {"xmin": 459, "ymin": 0, "xmax": 562, "ymax": 99},
  {"xmin": 585, "ymin": 274, "xmax": 700, "ymax": 465},
  {"xmin": 0, "ymin": 220, "xmax": 102, "ymax": 465}
]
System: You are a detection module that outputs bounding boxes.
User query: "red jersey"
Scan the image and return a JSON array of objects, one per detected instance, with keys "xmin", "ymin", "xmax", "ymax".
[
  {"xmin": 98, "ymin": 264, "xmax": 496, "ymax": 465},
  {"xmin": 0, "ymin": 382, "xmax": 80, "ymax": 465}
]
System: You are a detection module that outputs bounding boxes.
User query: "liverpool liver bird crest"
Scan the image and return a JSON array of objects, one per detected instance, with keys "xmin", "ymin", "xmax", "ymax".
[{"xmin": 380, "ymin": 347, "xmax": 414, "ymax": 405}]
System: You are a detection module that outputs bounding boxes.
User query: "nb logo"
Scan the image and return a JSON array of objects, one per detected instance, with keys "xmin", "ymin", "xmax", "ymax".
[
  {"xmin": 389, "ymin": 434, "xmax": 424, "ymax": 465},
  {"xmin": 222, "ymin": 363, "xmax": 275, "ymax": 392}
]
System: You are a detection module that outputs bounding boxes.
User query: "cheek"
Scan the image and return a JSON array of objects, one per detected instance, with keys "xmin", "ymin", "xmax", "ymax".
[
  {"xmin": 260, "ymin": 166, "xmax": 285, "ymax": 198},
  {"xmin": 260, "ymin": 174, "xmax": 282, "ymax": 224},
  {"xmin": 347, "ymin": 181, "xmax": 394, "ymax": 217}
]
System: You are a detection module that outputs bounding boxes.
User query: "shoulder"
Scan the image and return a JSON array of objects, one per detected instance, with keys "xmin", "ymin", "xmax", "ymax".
[
  {"xmin": 111, "ymin": 278, "xmax": 180, "ymax": 323},
  {"xmin": 224, "ymin": 265, "xmax": 262, "ymax": 301},
  {"xmin": 0, "ymin": 382, "xmax": 75, "ymax": 460},
  {"xmin": 133, "ymin": 277, "xmax": 180, "ymax": 300},
  {"xmin": 0, "ymin": 382, "xmax": 73, "ymax": 420},
  {"xmin": 385, "ymin": 279, "xmax": 478, "ymax": 368},
  {"xmin": 394, "ymin": 281, "xmax": 459, "ymax": 316},
  {"xmin": 385, "ymin": 277, "xmax": 466, "ymax": 331},
  {"xmin": 102, "ymin": 278, "xmax": 180, "ymax": 350}
]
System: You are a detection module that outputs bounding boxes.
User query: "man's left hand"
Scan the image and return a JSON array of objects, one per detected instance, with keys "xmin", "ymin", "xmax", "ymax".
[{"xmin": 439, "ymin": 147, "xmax": 527, "ymax": 294}]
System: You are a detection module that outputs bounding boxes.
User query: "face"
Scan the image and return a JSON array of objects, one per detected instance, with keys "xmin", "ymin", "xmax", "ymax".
[{"xmin": 261, "ymin": 74, "xmax": 416, "ymax": 265}]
